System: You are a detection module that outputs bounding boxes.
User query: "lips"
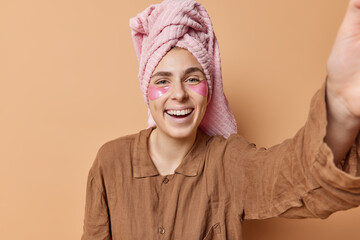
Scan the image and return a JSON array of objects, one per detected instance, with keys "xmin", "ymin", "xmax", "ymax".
[{"xmin": 165, "ymin": 108, "xmax": 193, "ymax": 118}]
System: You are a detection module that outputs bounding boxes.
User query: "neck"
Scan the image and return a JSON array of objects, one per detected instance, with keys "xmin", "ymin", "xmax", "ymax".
[{"xmin": 148, "ymin": 128, "xmax": 197, "ymax": 175}]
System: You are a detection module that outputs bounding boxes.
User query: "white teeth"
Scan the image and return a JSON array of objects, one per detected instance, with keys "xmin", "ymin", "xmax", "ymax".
[{"xmin": 166, "ymin": 109, "xmax": 192, "ymax": 116}]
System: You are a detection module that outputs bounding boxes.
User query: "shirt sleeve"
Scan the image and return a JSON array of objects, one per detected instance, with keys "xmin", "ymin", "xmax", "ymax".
[
  {"xmin": 81, "ymin": 158, "xmax": 112, "ymax": 239},
  {"xmin": 229, "ymin": 83, "xmax": 360, "ymax": 220}
]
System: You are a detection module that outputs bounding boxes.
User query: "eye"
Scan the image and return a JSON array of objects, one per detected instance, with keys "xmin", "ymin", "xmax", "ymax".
[
  {"xmin": 185, "ymin": 78, "xmax": 201, "ymax": 85},
  {"xmin": 154, "ymin": 79, "xmax": 170, "ymax": 86}
]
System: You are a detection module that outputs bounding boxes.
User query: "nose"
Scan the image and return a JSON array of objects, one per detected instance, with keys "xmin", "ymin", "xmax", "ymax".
[{"xmin": 170, "ymin": 81, "xmax": 188, "ymax": 101}]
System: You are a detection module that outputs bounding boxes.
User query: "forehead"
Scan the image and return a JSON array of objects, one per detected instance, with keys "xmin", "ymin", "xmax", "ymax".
[{"xmin": 154, "ymin": 47, "xmax": 203, "ymax": 72}]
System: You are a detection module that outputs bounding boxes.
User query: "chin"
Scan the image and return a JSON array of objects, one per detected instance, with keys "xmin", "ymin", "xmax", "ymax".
[{"xmin": 163, "ymin": 124, "xmax": 198, "ymax": 140}]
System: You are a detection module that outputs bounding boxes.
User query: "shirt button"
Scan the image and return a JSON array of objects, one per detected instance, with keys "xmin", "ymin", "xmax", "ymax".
[
  {"xmin": 158, "ymin": 227, "xmax": 165, "ymax": 234},
  {"xmin": 162, "ymin": 177, "xmax": 169, "ymax": 184}
]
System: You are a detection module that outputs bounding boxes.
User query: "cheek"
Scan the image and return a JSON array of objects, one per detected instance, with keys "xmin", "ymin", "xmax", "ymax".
[
  {"xmin": 148, "ymin": 85, "xmax": 170, "ymax": 101},
  {"xmin": 188, "ymin": 80, "xmax": 208, "ymax": 97}
]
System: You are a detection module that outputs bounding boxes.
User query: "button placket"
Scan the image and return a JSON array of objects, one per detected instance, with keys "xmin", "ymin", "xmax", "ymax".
[
  {"xmin": 157, "ymin": 175, "xmax": 170, "ymax": 237},
  {"xmin": 157, "ymin": 175, "xmax": 174, "ymax": 237}
]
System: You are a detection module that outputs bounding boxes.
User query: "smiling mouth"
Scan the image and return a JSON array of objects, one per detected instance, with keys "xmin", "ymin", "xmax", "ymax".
[{"xmin": 165, "ymin": 108, "xmax": 193, "ymax": 118}]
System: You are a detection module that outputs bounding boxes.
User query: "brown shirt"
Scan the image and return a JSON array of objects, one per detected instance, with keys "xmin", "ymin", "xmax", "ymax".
[{"xmin": 81, "ymin": 85, "xmax": 360, "ymax": 240}]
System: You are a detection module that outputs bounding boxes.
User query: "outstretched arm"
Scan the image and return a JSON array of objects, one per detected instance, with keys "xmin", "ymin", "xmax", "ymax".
[{"xmin": 325, "ymin": 0, "xmax": 360, "ymax": 165}]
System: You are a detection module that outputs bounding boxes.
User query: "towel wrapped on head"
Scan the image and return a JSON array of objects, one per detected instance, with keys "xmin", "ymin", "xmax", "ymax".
[{"xmin": 129, "ymin": 0, "xmax": 237, "ymax": 138}]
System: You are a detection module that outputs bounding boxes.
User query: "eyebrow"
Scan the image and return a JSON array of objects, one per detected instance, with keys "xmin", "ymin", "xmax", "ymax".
[{"xmin": 150, "ymin": 67, "xmax": 205, "ymax": 79}]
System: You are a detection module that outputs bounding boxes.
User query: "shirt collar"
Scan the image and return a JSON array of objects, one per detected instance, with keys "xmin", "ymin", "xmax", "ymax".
[{"xmin": 132, "ymin": 127, "xmax": 211, "ymax": 178}]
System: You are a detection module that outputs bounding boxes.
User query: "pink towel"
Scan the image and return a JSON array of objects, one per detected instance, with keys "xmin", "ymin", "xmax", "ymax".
[{"xmin": 129, "ymin": 0, "xmax": 237, "ymax": 138}]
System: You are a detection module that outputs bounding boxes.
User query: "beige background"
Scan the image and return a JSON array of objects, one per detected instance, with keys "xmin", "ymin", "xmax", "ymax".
[{"xmin": 1, "ymin": 0, "xmax": 359, "ymax": 239}]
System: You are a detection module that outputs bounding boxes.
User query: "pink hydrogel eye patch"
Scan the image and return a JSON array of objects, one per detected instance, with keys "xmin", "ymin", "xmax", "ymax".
[
  {"xmin": 148, "ymin": 84, "xmax": 170, "ymax": 101},
  {"xmin": 187, "ymin": 80, "xmax": 208, "ymax": 96}
]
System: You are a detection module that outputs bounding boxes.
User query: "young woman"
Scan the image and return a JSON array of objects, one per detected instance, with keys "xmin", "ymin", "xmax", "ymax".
[{"xmin": 82, "ymin": 0, "xmax": 360, "ymax": 239}]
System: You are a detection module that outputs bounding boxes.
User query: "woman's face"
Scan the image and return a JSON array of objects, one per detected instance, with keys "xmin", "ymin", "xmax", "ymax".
[{"xmin": 148, "ymin": 47, "xmax": 208, "ymax": 140}]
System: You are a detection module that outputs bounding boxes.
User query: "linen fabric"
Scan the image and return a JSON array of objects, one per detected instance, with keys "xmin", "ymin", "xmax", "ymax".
[
  {"xmin": 129, "ymin": 0, "xmax": 237, "ymax": 138},
  {"xmin": 81, "ymin": 85, "xmax": 360, "ymax": 239}
]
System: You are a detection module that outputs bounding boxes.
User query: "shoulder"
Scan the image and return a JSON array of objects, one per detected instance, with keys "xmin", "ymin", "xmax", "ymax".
[
  {"xmin": 206, "ymin": 133, "xmax": 251, "ymax": 153},
  {"xmin": 96, "ymin": 132, "xmax": 138, "ymax": 159},
  {"xmin": 204, "ymin": 133, "xmax": 259, "ymax": 172},
  {"xmin": 89, "ymin": 128, "xmax": 149, "ymax": 179}
]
